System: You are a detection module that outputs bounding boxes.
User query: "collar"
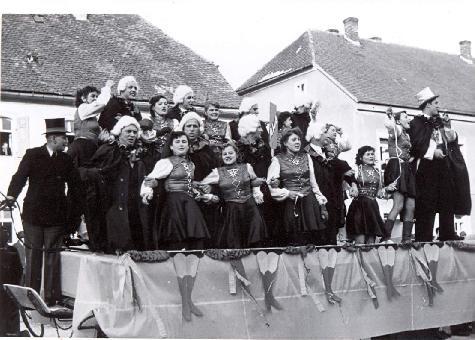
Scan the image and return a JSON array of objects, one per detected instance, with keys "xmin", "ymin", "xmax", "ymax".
[
  {"xmin": 46, "ymin": 144, "xmax": 55, "ymax": 156},
  {"xmin": 189, "ymin": 137, "xmax": 209, "ymax": 152},
  {"xmin": 309, "ymin": 144, "xmax": 326, "ymax": 158}
]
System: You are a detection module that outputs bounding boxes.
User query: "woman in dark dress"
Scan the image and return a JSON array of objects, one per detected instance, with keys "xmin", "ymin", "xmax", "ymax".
[
  {"xmin": 318, "ymin": 124, "xmax": 356, "ymax": 238},
  {"xmin": 382, "ymin": 109, "xmax": 416, "ymax": 243},
  {"xmin": 346, "ymin": 146, "xmax": 387, "ymax": 244},
  {"xmin": 267, "ymin": 128, "xmax": 328, "ymax": 246},
  {"xmin": 88, "ymin": 116, "xmax": 150, "ymax": 252},
  {"xmin": 235, "ymin": 114, "xmax": 275, "ymax": 244},
  {"xmin": 141, "ymin": 131, "xmax": 210, "ymax": 250},
  {"xmin": 199, "ymin": 142, "xmax": 267, "ymax": 248}
]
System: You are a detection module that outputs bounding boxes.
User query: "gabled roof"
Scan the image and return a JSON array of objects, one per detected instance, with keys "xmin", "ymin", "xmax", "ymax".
[
  {"xmin": 1, "ymin": 14, "xmax": 240, "ymax": 108},
  {"xmin": 237, "ymin": 30, "xmax": 475, "ymax": 115}
]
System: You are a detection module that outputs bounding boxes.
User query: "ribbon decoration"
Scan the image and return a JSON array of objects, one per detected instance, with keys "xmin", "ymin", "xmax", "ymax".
[
  {"xmin": 256, "ymin": 251, "xmax": 283, "ymax": 312},
  {"xmin": 356, "ymin": 249, "xmax": 379, "ymax": 309},
  {"xmin": 229, "ymin": 259, "xmax": 252, "ymax": 294},
  {"xmin": 173, "ymin": 253, "xmax": 204, "ymax": 322},
  {"xmin": 409, "ymin": 248, "xmax": 435, "ymax": 306},
  {"xmin": 318, "ymin": 248, "xmax": 342, "ymax": 305},
  {"xmin": 377, "ymin": 246, "xmax": 400, "ymax": 301},
  {"xmin": 423, "ymin": 244, "xmax": 444, "ymax": 293},
  {"xmin": 120, "ymin": 254, "xmax": 167, "ymax": 338}
]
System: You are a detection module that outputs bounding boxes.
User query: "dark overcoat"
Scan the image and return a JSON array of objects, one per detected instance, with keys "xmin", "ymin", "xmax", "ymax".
[
  {"xmin": 7, "ymin": 145, "xmax": 83, "ymax": 228},
  {"xmin": 409, "ymin": 115, "xmax": 471, "ymax": 214},
  {"xmin": 88, "ymin": 143, "xmax": 150, "ymax": 252}
]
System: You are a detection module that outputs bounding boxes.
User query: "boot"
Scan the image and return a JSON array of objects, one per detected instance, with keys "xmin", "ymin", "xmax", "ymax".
[
  {"xmin": 380, "ymin": 219, "xmax": 395, "ymax": 242},
  {"xmin": 185, "ymin": 275, "xmax": 203, "ymax": 317},
  {"xmin": 382, "ymin": 265, "xmax": 400, "ymax": 301},
  {"xmin": 262, "ymin": 271, "xmax": 282, "ymax": 311},
  {"xmin": 401, "ymin": 221, "xmax": 413, "ymax": 246},
  {"xmin": 177, "ymin": 276, "xmax": 191, "ymax": 321},
  {"xmin": 428, "ymin": 261, "xmax": 444, "ymax": 293},
  {"xmin": 322, "ymin": 267, "xmax": 342, "ymax": 304},
  {"xmin": 426, "ymin": 284, "xmax": 434, "ymax": 307}
]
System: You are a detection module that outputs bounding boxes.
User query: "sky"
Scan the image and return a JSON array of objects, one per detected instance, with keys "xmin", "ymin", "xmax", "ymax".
[{"xmin": 3, "ymin": 0, "xmax": 475, "ymax": 89}]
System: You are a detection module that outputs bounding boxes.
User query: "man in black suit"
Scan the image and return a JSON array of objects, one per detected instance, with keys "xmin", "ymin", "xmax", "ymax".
[
  {"xmin": 409, "ymin": 87, "xmax": 469, "ymax": 242},
  {"xmin": 5, "ymin": 118, "xmax": 83, "ymax": 305}
]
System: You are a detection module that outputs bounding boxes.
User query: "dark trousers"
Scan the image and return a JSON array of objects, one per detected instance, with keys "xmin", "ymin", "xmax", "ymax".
[
  {"xmin": 415, "ymin": 158, "xmax": 456, "ymax": 242},
  {"xmin": 23, "ymin": 222, "xmax": 64, "ymax": 304},
  {"xmin": 414, "ymin": 203, "xmax": 455, "ymax": 242}
]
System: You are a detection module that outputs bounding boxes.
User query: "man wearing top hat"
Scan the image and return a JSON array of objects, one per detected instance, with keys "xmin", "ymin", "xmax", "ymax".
[
  {"xmin": 4, "ymin": 118, "xmax": 83, "ymax": 305},
  {"xmin": 409, "ymin": 87, "xmax": 470, "ymax": 242}
]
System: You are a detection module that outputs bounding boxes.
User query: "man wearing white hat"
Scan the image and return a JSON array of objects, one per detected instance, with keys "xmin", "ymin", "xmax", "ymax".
[{"xmin": 408, "ymin": 87, "xmax": 470, "ymax": 241}]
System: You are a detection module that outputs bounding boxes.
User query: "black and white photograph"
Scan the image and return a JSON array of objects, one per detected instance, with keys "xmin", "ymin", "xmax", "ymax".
[{"xmin": 0, "ymin": 0, "xmax": 474, "ymax": 338}]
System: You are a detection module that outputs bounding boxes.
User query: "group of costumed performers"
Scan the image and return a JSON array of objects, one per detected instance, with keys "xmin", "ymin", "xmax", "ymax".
[{"xmin": 3, "ymin": 76, "xmax": 471, "ymax": 311}]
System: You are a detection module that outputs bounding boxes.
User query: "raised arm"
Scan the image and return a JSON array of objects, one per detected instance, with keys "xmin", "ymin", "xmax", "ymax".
[{"xmin": 78, "ymin": 83, "xmax": 113, "ymax": 120}]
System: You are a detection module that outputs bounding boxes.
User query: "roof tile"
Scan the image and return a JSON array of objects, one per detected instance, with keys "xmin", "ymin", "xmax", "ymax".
[
  {"xmin": 1, "ymin": 14, "xmax": 240, "ymax": 108},
  {"xmin": 238, "ymin": 30, "xmax": 475, "ymax": 115}
]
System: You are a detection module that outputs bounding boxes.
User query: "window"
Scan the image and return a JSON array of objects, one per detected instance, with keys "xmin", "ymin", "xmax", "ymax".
[
  {"xmin": 66, "ymin": 119, "xmax": 75, "ymax": 145},
  {"xmin": 0, "ymin": 117, "xmax": 12, "ymax": 156},
  {"xmin": 295, "ymin": 80, "xmax": 307, "ymax": 97}
]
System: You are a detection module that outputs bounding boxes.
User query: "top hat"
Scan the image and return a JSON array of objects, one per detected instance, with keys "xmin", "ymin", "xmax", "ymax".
[
  {"xmin": 44, "ymin": 118, "xmax": 67, "ymax": 135},
  {"xmin": 415, "ymin": 87, "xmax": 439, "ymax": 108}
]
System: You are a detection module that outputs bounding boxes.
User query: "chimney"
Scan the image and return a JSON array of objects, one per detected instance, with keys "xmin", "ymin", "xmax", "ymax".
[
  {"xmin": 343, "ymin": 17, "xmax": 359, "ymax": 43},
  {"xmin": 369, "ymin": 36, "xmax": 382, "ymax": 42},
  {"xmin": 326, "ymin": 28, "xmax": 339, "ymax": 34},
  {"xmin": 32, "ymin": 14, "xmax": 45, "ymax": 23},
  {"xmin": 459, "ymin": 40, "xmax": 472, "ymax": 62},
  {"xmin": 73, "ymin": 14, "xmax": 90, "ymax": 21}
]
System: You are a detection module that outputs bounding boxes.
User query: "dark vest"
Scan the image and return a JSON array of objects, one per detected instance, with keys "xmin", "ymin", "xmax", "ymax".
[
  {"xmin": 164, "ymin": 156, "xmax": 195, "ymax": 196},
  {"xmin": 276, "ymin": 152, "xmax": 311, "ymax": 195},
  {"xmin": 217, "ymin": 163, "xmax": 252, "ymax": 203},
  {"xmin": 204, "ymin": 119, "xmax": 228, "ymax": 146},
  {"xmin": 73, "ymin": 109, "xmax": 100, "ymax": 141}
]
